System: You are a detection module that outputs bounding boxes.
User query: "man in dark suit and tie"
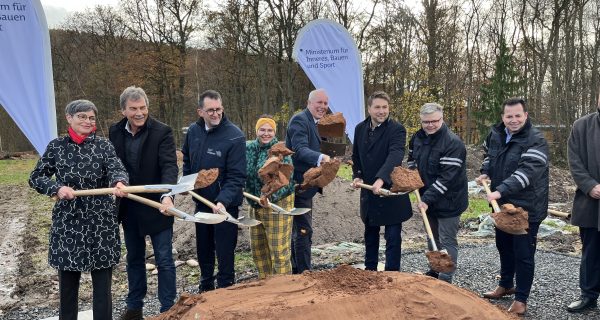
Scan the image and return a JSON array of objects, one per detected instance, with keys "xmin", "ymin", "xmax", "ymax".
[
  {"xmin": 285, "ymin": 88, "xmax": 331, "ymax": 274},
  {"xmin": 351, "ymin": 91, "xmax": 413, "ymax": 271}
]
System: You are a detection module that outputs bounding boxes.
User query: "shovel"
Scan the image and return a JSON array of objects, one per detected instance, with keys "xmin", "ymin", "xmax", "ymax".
[
  {"xmin": 125, "ymin": 193, "xmax": 226, "ymax": 224},
  {"xmin": 57, "ymin": 172, "xmax": 200, "ymax": 198},
  {"xmin": 355, "ymin": 182, "xmax": 408, "ymax": 197},
  {"xmin": 480, "ymin": 180, "xmax": 528, "ymax": 235},
  {"xmin": 188, "ymin": 191, "xmax": 261, "ymax": 227},
  {"xmin": 242, "ymin": 192, "xmax": 309, "ymax": 216},
  {"xmin": 414, "ymin": 191, "xmax": 455, "ymax": 274}
]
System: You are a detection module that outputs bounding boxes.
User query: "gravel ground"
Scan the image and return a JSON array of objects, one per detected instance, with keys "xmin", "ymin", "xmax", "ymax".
[{"xmin": 2, "ymin": 244, "xmax": 598, "ymax": 320}]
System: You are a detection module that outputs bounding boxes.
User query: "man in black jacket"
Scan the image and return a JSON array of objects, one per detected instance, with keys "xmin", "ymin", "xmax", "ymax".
[
  {"xmin": 566, "ymin": 96, "xmax": 600, "ymax": 313},
  {"xmin": 477, "ymin": 97, "xmax": 549, "ymax": 316},
  {"xmin": 351, "ymin": 91, "xmax": 413, "ymax": 271},
  {"xmin": 407, "ymin": 102, "xmax": 468, "ymax": 283},
  {"xmin": 109, "ymin": 86, "xmax": 179, "ymax": 319},
  {"xmin": 182, "ymin": 90, "xmax": 246, "ymax": 291}
]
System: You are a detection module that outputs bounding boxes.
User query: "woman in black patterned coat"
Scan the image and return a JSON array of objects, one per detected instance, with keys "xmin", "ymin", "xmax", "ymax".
[{"xmin": 29, "ymin": 100, "xmax": 128, "ymax": 320}]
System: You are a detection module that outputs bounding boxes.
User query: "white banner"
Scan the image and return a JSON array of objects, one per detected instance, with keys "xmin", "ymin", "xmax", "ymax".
[
  {"xmin": 292, "ymin": 19, "xmax": 364, "ymax": 141},
  {"xmin": 0, "ymin": 0, "xmax": 57, "ymax": 154}
]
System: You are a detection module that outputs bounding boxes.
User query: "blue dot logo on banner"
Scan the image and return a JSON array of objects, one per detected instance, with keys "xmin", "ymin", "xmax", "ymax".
[{"xmin": 292, "ymin": 19, "xmax": 365, "ymax": 141}]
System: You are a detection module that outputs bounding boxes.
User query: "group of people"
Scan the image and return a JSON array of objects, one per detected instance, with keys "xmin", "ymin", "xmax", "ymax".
[{"xmin": 28, "ymin": 85, "xmax": 600, "ymax": 319}]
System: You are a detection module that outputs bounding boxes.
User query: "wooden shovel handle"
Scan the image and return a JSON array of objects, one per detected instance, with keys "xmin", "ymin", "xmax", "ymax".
[
  {"xmin": 71, "ymin": 186, "xmax": 169, "ymax": 196},
  {"xmin": 355, "ymin": 182, "xmax": 395, "ymax": 196},
  {"xmin": 414, "ymin": 191, "xmax": 438, "ymax": 252},
  {"xmin": 243, "ymin": 191, "xmax": 262, "ymax": 203},
  {"xmin": 480, "ymin": 180, "xmax": 501, "ymax": 213},
  {"xmin": 188, "ymin": 191, "xmax": 217, "ymax": 210},
  {"xmin": 125, "ymin": 193, "xmax": 183, "ymax": 219}
]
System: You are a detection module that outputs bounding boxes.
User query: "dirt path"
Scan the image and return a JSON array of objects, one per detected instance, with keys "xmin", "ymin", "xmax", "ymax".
[{"xmin": 0, "ymin": 185, "xmax": 29, "ymax": 309}]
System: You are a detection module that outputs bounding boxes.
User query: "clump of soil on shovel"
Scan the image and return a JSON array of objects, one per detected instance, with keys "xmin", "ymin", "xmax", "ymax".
[
  {"xmin": 258, "ymin": 157, "xmax": 293, "ymax": 198},
  {"xmin": 149, "ymin": 265, "xmax": 515, "ymax": 320},
  {"xmin": 195, "ymin": 168, "xmax": 219, "ymax": 189},
  {"xmin": 301, "ymin": 158, "xmax": 341, "ymax": 189},
  {"xmin": 492, "ymin": 203, "xmax": 529, "ymax": 234},
  {"xmin": 426, "ymin": 251, "xmax": 455, "ymax": 273},
  {"xmin": 317, "ymin": 112, "xmax": 346, "ymax": 137},
  {"xmin": 268, "ymin": 142, "xmax": 294, "ymax": 158},
  {"xmin": 390, "ymin": 166, "xmax": 424, "ymax": 193}
]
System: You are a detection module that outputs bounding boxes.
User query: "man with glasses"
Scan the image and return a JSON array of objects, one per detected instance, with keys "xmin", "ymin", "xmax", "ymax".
[
  {"xmin": 407, "ymin": 102, "xmax": 468, "ymax": 283},
  {"xmin": 182, "ymin": 89, "xmax": 246, "ymax": 292},
  {"xmin": 351, "ymin": 91, "xmax": 412, "ymax": 272},
  {"xmin": 109, "ymin": 86, "xmax": 178, "ymax": 319},
  {"xmin": 476, "ymin": 98, "xmax": 549, "ymax": 316}
]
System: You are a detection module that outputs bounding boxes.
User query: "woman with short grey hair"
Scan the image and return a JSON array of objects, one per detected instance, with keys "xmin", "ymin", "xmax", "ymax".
[{"xmin": 30, "ymin": 99, "xmax": 129, "ymax": 320}]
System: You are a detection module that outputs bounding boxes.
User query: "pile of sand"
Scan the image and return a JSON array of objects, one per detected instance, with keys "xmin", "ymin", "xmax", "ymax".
[{"xmin": 150, "ymin": 265, "xmax": 515, "ymax": 320}]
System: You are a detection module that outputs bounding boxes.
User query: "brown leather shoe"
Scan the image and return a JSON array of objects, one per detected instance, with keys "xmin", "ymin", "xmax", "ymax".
[
  {"xmin": 508, "ymin": 300, "xmax": 527, "ymax": 316},
  {"xmin": 482, "ymin": 286, "xmax": 516, "ymax": 299}
]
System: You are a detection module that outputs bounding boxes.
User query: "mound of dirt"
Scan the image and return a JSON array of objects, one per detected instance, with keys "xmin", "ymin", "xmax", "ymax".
[
  {"xmin": 492, "ymin": 204, "xmax": 528, "ymax": 234},
  {"xmin": 317, "ymin": 112, "xmax": 346, "ymax": 137},
  {"xmin": 149, "ymin": 265, "xmax": 514, "ymax": 320},
  {"xmin": 390, "ymin": 166, "xmax": 424, "ymax": 193}
]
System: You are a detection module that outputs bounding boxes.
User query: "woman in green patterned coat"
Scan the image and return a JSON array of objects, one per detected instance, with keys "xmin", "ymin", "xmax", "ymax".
[{"xmin": 246, "ymin": 115, "xmax": 295, "ymax": 278}]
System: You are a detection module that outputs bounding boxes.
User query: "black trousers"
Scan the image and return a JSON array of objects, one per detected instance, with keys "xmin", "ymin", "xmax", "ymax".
[
  {"xmin": 495, "ymin": 222, "xmax": 540, "ymax": 303},
  {"xmin": 195, "ymin": 203, "xmax": 239, "ymax": 290},
  {"xmin": 579, "ymin": 227, "xmax": 600, "ymax": 299},
  {"xmin": 58, "ymin": 268, "xmax": 112, "ymax": 320},
  {"xmin": 291, "ymin": 192, "xmax": 313, "ymax": 274}
]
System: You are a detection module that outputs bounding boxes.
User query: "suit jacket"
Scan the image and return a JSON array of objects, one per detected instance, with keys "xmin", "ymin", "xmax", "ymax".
[
  {"xmin": 109, "ymin": 117, "xmax": 178, "ymax": 236},
  {"xmin": 285, "ymin": 108, "xmax": 323, "ymax": 198},
  {"xmin": 352, "ymin": 117, "xmax": 413, "ymax": 226}
]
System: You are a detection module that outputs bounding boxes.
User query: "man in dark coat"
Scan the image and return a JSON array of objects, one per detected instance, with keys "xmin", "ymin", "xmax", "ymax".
[
  {"xmin": 566, "ymin": 95, "xmax": 600, "ymax": 313},
  {"xmin": 408, "ymin": 102, "xmax": 468, "ymax": 283},
  {"xmin": 182, "ymin": 89, "xmax": 246, "ymax": 291},
  {"xmin": 285, "ymin": 88, "xmax": 331, "ymax": 274},
  {"xmin": 351, "ymin": 91, "xmax": 413, "ymax": 271},
  {"xmin": 109, "ymin": 86, "xmax": 179, "ymax": 319},
  {"xmin": 477, "ymin": 97, "xmax": 549, "ymax": 316}
]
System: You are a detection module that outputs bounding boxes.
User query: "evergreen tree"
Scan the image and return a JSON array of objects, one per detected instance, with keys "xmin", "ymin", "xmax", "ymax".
[{"xmin": 476, "ymin": 37, "xmax": 524, "ymax": 142}]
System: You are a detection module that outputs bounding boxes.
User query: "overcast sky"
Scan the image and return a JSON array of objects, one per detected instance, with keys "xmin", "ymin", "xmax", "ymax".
[{"xmin": 40, "ymin": 0, "xmax": 119, "ymax": 28}]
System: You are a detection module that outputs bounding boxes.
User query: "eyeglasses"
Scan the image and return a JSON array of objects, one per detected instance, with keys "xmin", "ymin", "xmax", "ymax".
[
  {"xmin": 74, "ymin": 113, "xmax": 97, "ymax": 123},
  {"xmin": 421, "ymin": 117, "xmax": 442, "ymax": 125},
  {"xmin": 203, "ymin": 108, "xmax": 223, "ymax": 115}
]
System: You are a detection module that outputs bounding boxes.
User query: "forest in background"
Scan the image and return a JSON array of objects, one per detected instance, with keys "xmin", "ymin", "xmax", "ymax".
[{"xmin": 1, "ymin": 0, "xmax": 599, "ymax": 164}]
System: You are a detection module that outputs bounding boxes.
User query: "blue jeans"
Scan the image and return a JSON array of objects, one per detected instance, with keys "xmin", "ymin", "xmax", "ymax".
[
  {"xmin": 364, "ymin": 223, "xmax": 402, "ymax": 271},
  {"xmin": 496, "ymin": 222, "xmax": 540, "ymax": 303},
  {"xmin": 123, "ymin": 224, "xmax": 176, "ymax": 313}
]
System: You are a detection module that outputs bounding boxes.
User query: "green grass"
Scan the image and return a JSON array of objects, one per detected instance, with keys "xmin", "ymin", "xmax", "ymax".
[
  {"xmin": 0, "ymin": 158, "xmax": 37, "ymax": 185},
  {"xmin": 337, "ymin": 163, "xmax": 352, "ymax": 181},
  {"xmin": 462, "ymin": 197, "xmax": 491, "ymax": 221},
  {"xmin": 235, "ymin": 251, "xmax": 257, "ymax": 273}
]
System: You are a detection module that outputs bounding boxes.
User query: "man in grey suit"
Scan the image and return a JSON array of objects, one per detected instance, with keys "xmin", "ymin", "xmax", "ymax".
[{"xmin": 285, "ymin": 88, "xmax": 331, "ymax": 274}]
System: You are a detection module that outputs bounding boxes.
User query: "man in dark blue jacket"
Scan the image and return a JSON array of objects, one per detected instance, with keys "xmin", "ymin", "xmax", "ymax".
[
  {"xmin": 477, "ymin": 97, "xmax": 549, "ymax": 316},
  {"xmin": 285, "ymin": 88, "xmax": 331, "ymax": 274},
  {"xmin": 351, "ymin": 91, "xmax": 413, "ymax": 271},
  {"xmin": 182, "ymin": 89, "xmax": 246, "ymax": 291},
  {"xmin": 408, "ymin": 102, "xmax": 468, "ymax": 283}
]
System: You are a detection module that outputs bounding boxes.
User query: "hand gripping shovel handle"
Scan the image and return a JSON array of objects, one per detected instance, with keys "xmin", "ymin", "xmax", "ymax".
[
  {"xmin": 414, "ymin": 191, "xmax": 438, "ymax": 252},
  {"xmin": 480, "ymin": 180, "xmax": 502, "ymax": 213}
]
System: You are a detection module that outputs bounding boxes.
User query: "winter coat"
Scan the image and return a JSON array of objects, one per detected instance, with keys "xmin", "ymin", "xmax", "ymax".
[
  {"xmin": 568, "ymin": 109, "xmax": 600, "ymax": 229},
  {"xmin": 109, "ymin": 117, "xmax": 178, "ymax": 236},
  {"xmin": 352, "ymin": 117, "xmax": 413, "ymax": 226},
  {"xmin": 245, "ymin": 137, "xmax": 295, "ymax": 208},
  {"xmin": 480, "ymin": 119, "xmax": 549, "ymax": 223},
  {"xmin": 408, "ymin": 123, "xmax": 468, "ymax": 218},
  {"xmin": 29, "ymin": 134, "xmax": 128, "ymax": 271},
  {"xmin": 285, "ymin": 108, "xmax": 323, "ymax": 199},
  {"xmin": 182, "ymin": 115, "xmax": 246, "ymax": 208}
]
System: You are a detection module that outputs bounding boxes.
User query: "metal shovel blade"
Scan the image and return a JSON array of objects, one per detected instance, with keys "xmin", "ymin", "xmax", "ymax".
[
  {"xmin": 288, "ymin": 208, "xmax": 311, "ymax": 215},
  {"xmin": 217, "ymin": 208, "xmax": 261, "ymax": 227},
  {"xmin": 191, "ymin": 212, "xmax": 227, "ymax": 224},
  {"xmin": 269, "ymin": 202, "xmax": 309, "ymax": 216},
  {"xmin": 145, "ymin": 173, "xmax": 199, "ymax": 196}
]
